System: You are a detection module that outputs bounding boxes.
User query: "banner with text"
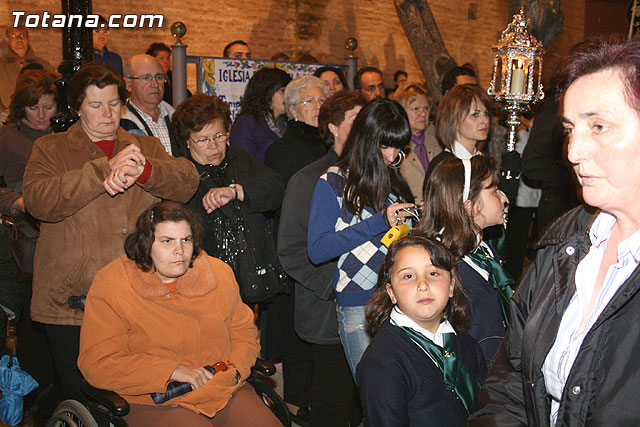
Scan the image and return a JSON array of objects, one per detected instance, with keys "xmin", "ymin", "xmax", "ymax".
[{"xmin": 200, "ymin": 58, "xmax": 344, "ymax": 121}]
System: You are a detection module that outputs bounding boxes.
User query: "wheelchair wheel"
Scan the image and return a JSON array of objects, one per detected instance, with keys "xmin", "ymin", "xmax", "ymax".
[
  {"xmin": 248, "ymin": 377, "xmax": 291, "ymax": 427},
  {"xmin": 46, "ymin": 399, "xmax": 99, "ymax": 427}
]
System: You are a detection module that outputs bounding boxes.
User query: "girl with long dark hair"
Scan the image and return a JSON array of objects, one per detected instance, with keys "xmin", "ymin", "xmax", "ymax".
[{"xmin": 307, "ymin": 98, "xmax": 414, "ymax": 376}]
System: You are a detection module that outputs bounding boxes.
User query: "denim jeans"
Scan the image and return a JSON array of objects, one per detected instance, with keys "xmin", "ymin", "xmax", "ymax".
[{"xmin": 337, "ymin": 305, "xmax": 371, "ymax": 379}]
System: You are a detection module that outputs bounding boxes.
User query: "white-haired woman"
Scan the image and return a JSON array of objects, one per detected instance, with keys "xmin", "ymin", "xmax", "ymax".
[
  {"xmin": 265, "ymin": 75, "xmax": 330, "ymax": 183},
  {"xmin": 263, "ymin": 75, "xmax": 330, "ymax": 424}
]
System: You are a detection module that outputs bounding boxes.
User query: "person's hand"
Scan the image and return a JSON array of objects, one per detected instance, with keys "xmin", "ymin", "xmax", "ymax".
[
  {"xmin": 108, "ymin": 144, "xmax": 146, "ymax": 171},
  {"xmin": 202, "ymin": 186, "xmax": 236, "ymax": 213},
  {"xmin": 103, "ymin": 164, "xmax": 144, "ymax": 196},
  {"xmin": 170, "ymin": 364, "xmax": 214, "ymax": 391},
  {"xmin": 385, "ymin": 202, "xmax": 416, "ymax": 227},
  {"xmin": 10, "ymin": 197, "xmax": 25, "ymax": 214}
]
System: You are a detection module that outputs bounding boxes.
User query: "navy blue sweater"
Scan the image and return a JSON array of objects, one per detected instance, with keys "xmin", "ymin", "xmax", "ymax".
[{"xmin": 357, "ymin": 320, "xmax": 487, "ymax": 427}]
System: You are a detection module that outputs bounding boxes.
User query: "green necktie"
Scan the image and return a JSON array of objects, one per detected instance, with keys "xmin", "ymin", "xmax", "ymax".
[
  {"xmin": 465, "ymin": 245, "xmax": 514, "ymax": 325},
  {"xmin": 400, "ymin": 326, "xmax": 481, "ymax": 415}
]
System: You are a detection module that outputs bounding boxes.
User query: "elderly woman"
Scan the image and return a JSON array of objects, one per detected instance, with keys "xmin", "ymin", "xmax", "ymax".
[
  {"xmin": 229, "ymin": 67, "xmax": 292, "ymax": 164},
  {"xmin": 277, "ymin": 89, "xmax": 366, "ymax": 426},
  {"xmin": 264, "ymin": 75, "xmax": 330, "ymax": 183},
  {"xmin": 262, "ymin": 74, "xmax": 330, "ymax": 422},
  {"xmin": 22, "ymin": 62, "xmax": 199, "ymax": 401},
  {"xmin": 171, "ymin": 93, "xmax": 285, "ymax": 303},
  {"xmin": 471, "ymin": 38, "xmax": 640, "ymax": 426},
  {"xmin": 423, "ymin": 84, "xmax": 492, "ymax": 185},
  {"xmin": 393, "ymin": 84, "xmax": 441, "ymax": 202},
  {"xmin": 313, "ymin": 66, "xmax": 347, "ymax": 95},
  {"xmin": 78, "ymin": 201, "xmax": 281, "ymax": 426}
]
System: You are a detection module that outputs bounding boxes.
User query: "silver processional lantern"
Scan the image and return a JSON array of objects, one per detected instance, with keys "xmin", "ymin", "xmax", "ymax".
[{"xmin": 488, "ymin": 9, "xmax": 545, "ymax": 152}]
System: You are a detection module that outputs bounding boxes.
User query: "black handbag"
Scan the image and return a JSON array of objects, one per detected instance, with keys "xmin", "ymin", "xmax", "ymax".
[{"xmin": 218, "ymin": 205, "xmax": 289, "ymax": 304}]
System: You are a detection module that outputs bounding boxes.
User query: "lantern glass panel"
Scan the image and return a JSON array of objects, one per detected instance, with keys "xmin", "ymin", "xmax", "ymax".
[
  {"xmin": 495, "ymin": 55, "xmax": 505, "ymax": 94},
  {"xmin": 533, "ymin": 58, "xmax": 542, "ymax": 90}
]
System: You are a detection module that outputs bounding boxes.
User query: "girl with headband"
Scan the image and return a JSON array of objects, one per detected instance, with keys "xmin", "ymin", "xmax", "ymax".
[{"xmin": 415, "ymin": 155, "xmax": 512, "ymax": 364}]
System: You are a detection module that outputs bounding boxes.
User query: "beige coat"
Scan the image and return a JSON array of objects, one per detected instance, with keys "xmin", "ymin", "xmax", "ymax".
[
  {"xmin": 78, "ymin": 254, "xmax": 259, "ymax": 417},
  {"xmin": 400, "ymin": 131, "xmax": 441, "ymax": 202},
  {"xmin": 22, "ymin": 122, "xmax": 199, "ymax": 325}
]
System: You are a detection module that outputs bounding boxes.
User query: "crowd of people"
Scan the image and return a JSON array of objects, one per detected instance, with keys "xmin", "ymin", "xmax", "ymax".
[{"xmin": 1, "ymin": 21, "xmax": 639, "ymax": 427}]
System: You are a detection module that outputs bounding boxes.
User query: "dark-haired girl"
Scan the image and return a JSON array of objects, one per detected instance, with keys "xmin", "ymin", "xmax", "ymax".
[
  {"xmin": 307, "ymin": 98, "xmax": 414, "ymax": 376},
  {"xmin": 357, "ymin": 236, "xmax": 486, "ymax": 426},
  {"xmin": 415, "ymin": 156, "xmax": 512, "ymax": 364}
]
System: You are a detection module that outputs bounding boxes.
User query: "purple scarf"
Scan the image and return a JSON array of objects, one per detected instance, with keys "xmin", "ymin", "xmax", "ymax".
[{"xmin": 412, "ymin": 131, "xmax": 429, "ymax": 171}]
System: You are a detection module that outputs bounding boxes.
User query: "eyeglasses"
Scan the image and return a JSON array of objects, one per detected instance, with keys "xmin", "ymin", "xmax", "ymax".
[
  {"xmin": 300, "ymin": 97, "xmax": 326, "ymax": 107},
  {"xmin": 93, "ymin": 29, "xmax": 110, "ymax": 34},
  {"xmin": 9, "ymin": 33, "xmax": 28, "ymax": 40},
  {"xmin": 127, "ymin": 73, "xmax": 166, "ymax": 84},
  {"xmin": 190, "ymin": 132, "xmax": 229, "ymax": 147},
  {"xmin": 408, "ymin": 106, "xmax": 430, "ymax": 113}
]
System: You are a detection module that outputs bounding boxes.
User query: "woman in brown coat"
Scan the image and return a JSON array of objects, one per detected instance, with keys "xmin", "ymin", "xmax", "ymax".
[{"xmin": 22, "ymin": 62, "xmax": 199, "ymax": 402}]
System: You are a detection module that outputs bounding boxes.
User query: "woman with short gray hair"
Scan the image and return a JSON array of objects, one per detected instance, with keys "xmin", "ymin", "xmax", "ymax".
[
  {"xmin": 263, "ymin": 75, "xmax": 330, "ymax": 423},
  {"xmin": 265, "ymin": 75, "xmax": 330, "ymax": 183}
]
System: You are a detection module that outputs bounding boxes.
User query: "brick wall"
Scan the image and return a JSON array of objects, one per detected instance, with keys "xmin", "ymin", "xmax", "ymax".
[{"xmin": 5, "ymin": 0, "xmax": 585, "ymax": 94}]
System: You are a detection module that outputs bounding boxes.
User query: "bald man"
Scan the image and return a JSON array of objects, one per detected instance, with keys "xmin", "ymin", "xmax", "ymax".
[{"xmin": 121, "ymin": 54, "xmax": 181, "ymax": 156}]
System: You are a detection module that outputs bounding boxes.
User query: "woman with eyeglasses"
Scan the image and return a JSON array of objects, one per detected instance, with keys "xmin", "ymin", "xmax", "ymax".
[
  {"xmin": 172, "ymin": 93, "xmax": 285, "ymax": 303},
  {"xmin": 262, "ymin": 75, "xmax": 330, "ymax": 423},
  {"xmin": 264, "ymin": 75, "xmax": 330, "ymax": 184},
  {"xmin": 393, "ymin": 84, "xmax": 441, "ymax": 203}
]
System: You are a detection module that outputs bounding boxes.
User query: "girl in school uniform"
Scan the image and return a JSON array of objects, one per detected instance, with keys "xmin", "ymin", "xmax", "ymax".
[
  {"xmin": 357, "ymin": 236, "xmax": 486, "ymax": 426},
  {"xmin": 415, "ymin": 155, "xmax": 513, "ymax": 364}
]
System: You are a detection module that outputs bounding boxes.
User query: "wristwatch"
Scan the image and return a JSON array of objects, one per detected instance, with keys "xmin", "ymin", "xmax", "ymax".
[{"xmin": 228, "ymin": 183, "xmax": 238, "ymax": 200}]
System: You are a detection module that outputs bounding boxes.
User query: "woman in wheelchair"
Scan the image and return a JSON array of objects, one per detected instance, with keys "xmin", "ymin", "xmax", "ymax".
[{"xmin": 77, "ymin": 201, "xmax": 282, "ymax": 426}]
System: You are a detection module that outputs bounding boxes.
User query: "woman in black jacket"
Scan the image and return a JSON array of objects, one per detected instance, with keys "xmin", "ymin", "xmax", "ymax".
[
  {"xmin": 264, "ymin": 75, "xmax": 330, "ymax": 183},
  {"xmin": 471, "ymin": 37, "xmax": 640, "ymax": 427},
  {"xmin": 172, "ymin": 94, "xmax": 285, "ymax": 304}
]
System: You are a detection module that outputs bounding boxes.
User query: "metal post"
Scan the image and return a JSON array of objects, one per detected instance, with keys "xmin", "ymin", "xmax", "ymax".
[
  {"xmin": 170, "ymin": 22, "xmax": 188, "ymax": 107},
  {"xmin": 52, "ymin": 0, "xmax": 92, "ymax": 132},
  {"xmin": 345, "ymin": 37, "xmax": 358, "ymax": 90}
]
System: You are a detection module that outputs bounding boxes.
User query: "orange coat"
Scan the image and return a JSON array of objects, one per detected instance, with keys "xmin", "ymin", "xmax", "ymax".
[{"xmin": 78, "ymin": 253, "xmax": 259, "ymax": 417}]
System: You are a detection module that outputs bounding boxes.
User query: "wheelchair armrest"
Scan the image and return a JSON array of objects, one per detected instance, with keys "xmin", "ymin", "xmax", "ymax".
[
  {"xmin": 251, "ymin": 358, "xmax": 276, "ymax": 376},
  {"xmin": 81, "ymin": 379, "xmax": 130, "ymax": 417}
]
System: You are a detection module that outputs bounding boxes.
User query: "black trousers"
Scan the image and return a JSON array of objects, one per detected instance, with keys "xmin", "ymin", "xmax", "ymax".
[
  {"xmin": 311, "ymin": 343, "xmax": 362, "ymax": 427},
  {"xmin": 44, "ymin": 324, "xmax": 83, "ymax": 401}
]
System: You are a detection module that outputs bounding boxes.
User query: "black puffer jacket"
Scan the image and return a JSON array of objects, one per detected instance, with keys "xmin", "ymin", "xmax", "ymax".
[{"xmin": 471, "ymin": 205, "xmax": 640, "ymax": 426}]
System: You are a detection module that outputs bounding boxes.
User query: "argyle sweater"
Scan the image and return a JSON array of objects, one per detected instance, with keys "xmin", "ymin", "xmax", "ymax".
[{"xmin": 308, "ymin": 166, "xmax": 398, "ymax": 307}]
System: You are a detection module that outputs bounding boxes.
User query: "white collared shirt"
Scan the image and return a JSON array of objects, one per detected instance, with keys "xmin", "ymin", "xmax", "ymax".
[
  {"xmin": 450, "ymin": 141, "xmax": 479, "ymax": 159},
  {"xmin": 128, "ymin": 101, "xmax": 173, "ymax": 155},
  {"xmin": 390, "ymin": 306, "xmax": 455, "ymax": 365},
  {"xmin": 543, "ymin": 212, "xmax": 640, "ymax": 425}
]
